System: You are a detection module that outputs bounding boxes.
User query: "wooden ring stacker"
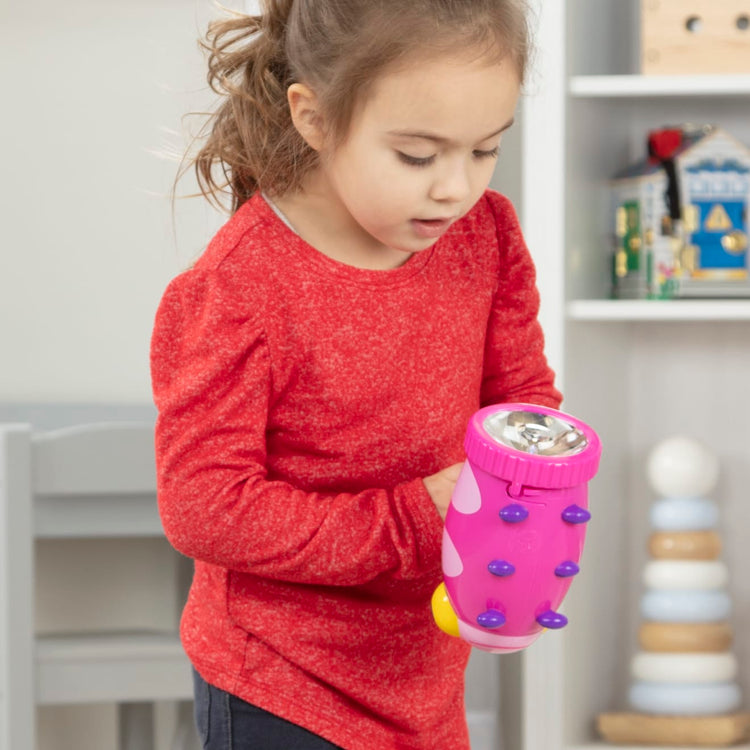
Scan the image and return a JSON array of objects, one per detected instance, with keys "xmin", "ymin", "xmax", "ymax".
[
  {"xmin": 648, "ymin": 531, "xmax": 722, "ymax": 560},
  {"xmin": 642, "ymin": 560, "xmax": 729, "ymax": 590},
  {"xmin": 639, "ymin": 622, "xmax": 733, "ymax": 652},
  {"xmin": 631, "ymin": 651, "xmax": 737, "ymax": 683}
]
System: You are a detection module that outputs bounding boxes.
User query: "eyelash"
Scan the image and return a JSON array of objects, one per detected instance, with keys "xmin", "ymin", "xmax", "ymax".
[
  {"xmin": 396, "ymin": 147, "xmax": 500, "ymax": 168},
  {"xmin": 475, "ymin": 146, "xmax": 501, "ymax": 160}
]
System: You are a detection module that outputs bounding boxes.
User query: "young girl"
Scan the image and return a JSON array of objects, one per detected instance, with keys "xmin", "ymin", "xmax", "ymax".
[{"xmin": 151, "ymin": 1, "xmax": 562, "ymax": 748}]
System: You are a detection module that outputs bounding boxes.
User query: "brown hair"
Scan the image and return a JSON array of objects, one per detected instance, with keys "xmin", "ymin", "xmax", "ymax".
[{"xmin": 187, "ymin": 0, "xmax": 531, "ymax": 213}]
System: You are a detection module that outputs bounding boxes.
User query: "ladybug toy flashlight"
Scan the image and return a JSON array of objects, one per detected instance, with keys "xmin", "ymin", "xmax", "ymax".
[{"xmin": 432, "ymin": 404, "xmax": 601, "ymax": 653}]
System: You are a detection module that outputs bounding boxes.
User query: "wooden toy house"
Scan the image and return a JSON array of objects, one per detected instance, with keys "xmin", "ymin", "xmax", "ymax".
[
  {"xmin": 641, "ymin": 0, "xmax": 750, "ymax": 75},
  {"xmin": 610, "ymin": 125, "xmax": 750, "ymax": 299}
]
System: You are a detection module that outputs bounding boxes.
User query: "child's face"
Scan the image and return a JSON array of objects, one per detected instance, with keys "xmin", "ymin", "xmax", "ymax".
[{"xmin": 317, "ymin": 50, "xmax": 521, "ymax": 259}]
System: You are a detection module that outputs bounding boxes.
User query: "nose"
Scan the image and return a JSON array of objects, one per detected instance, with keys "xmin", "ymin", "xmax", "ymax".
[{"xmin": 429, "ymin": 157, "xmax": 472, "ymax": 204}]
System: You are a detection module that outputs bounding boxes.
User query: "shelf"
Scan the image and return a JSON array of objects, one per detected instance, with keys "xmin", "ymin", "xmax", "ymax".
[
  {"xmin": 551, "ymin": 6, "xmax": 750, "ymax": 750},
  {"xmin": 569, "ymin": 74, "xmax": 750, "ymax": 98},
  {"xmin": 37, "ymin": 631, "xmax": 191, "ymax": 704},
  {"xmin": 35, "ymin": 494, "xmax": 163, "ymax": 538},
  {"xmin": 576, "ymin": 746, "xmax": 750, "ymax": 750},
  {"xmin": 567, "ymin": 299, "xmax": 750, "ymax": 321}
]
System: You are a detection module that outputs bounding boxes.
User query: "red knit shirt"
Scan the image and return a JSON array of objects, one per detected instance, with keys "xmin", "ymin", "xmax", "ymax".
[{"xmin": 151, "ymin": 189, "xmax": 561, "ymax": 750}]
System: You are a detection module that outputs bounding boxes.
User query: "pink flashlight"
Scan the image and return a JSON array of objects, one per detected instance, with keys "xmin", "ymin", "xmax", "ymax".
[{"xmin": 432, "ymin": 403, "xmax": 601, "ymax": 653}]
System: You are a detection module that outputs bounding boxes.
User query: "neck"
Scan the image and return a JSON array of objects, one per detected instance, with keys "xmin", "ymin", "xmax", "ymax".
[{"xmin": 273, "ymin": 171, "xmax": 412, "ymax": 271}]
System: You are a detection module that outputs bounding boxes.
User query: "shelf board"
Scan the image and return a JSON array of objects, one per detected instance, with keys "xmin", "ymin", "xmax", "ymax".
[
  {"xmin": 574, "ymin": 745, "xmax": 750, "ymax": 750},
  {"xmin": 37, "ymin": 631, "xmax": 191, "ymax": 704},
  {"xmin": 567, "ymin": 299, "xmax": 750, "ymax": 321},
  {"xmin": 569, "ymin": 74, "xmax": 750, "ymax": 98}
]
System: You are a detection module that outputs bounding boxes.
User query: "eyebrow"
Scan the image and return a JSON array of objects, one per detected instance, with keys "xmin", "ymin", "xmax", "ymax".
[{"xmin": 387, "ymin": 118, "xmax": 515, "ymax": 144}]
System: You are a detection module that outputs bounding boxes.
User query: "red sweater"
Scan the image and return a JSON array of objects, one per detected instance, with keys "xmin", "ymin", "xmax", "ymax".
[{"xmin": 151, "ymin": 190, "xmax": 561, "ymax": 750}]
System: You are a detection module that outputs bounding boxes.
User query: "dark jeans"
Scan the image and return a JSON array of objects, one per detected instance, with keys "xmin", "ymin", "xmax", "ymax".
[{"xmin": 192, "ymin": 668, "xmax": 343, "ymax": 749}]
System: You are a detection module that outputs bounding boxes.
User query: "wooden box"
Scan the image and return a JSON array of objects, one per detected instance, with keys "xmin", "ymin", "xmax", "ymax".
[{"xmin": 642, "ymin": 0, "xmax": 750, "ymax": 74}]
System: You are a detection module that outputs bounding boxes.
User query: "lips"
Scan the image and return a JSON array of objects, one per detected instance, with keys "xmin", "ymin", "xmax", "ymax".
[{"xmin": 411, "ymin": 217, "xmax": 454, "ymax": 239}]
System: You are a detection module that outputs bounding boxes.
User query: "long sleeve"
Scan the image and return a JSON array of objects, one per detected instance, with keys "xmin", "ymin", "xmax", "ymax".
[
  {"xmin": 480, "ymin": 192, "xmax": 562, "ymax": 409},
  {"xmin": 151, "ymin": 267, "xmax": 442, "ymax": 588}
]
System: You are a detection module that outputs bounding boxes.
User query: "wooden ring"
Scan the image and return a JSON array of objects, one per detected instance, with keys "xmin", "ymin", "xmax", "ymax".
[
  {"xmin": 640, "ymin": 590, "xmax": 731, "ymax": 622},
  {"xmin": 650, "ymin": 497, "xmax": 718, "ymax": 532},
  {"xmin": 648, "ymin": 531, "xmax": 721, "ymax": 560},
  {"xmin": 631, "ymin": 652, "xmax": 737, "ymax": 683},
  {"xmin": 639, "ymin": 622, "xmax": 733, "ymax": 652},
  {"xmin": 629, "ymin": 682, "xmax": 741, "ymax": 715},
  {"xmin": 642, "ymin": 560, "xmax": 728, "ymax": 590}
]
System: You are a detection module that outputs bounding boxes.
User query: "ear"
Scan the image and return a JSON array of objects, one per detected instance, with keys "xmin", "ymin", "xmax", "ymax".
[{"xmin": 287, "ymin": 83, "xmax": 326, "ymax": 152}]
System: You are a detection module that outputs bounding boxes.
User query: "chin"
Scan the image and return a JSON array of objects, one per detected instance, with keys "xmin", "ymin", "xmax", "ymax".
[
  {"xmin": 370, "ymin": 227, "xmax": 440, "ymax": 255},
  {"xmin": 411, "ymin": 237, "xmax": 443, "ymax": 252}
]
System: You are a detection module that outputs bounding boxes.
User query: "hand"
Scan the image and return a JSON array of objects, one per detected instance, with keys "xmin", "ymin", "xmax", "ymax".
[{"xmin": 423, "ymin": 462, "xmax": 463, "ymax": 520}]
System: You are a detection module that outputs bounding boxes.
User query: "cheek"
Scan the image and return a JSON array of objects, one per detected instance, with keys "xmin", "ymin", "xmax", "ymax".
[
  {"xmin": 350, "ymin": 188, "xmax": 402, "ymax": 230},
  {"xmin": 460, "ymin": 163, "xmax": 496, "ymax": 209},
  {"xmin": 477, "ymin": 158, "xmax": 500, "ymax": 188},
  {"xmin": 332, "ymin": 142, "xmax": 423, "ymax": 224},
  {"xmin": 350, "ymin": 163, "xmax": 413, "ymax": 214}
]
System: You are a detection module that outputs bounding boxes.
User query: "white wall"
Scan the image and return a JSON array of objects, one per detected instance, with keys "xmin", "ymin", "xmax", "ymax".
[
  {"xmin": 1, "ymin": 0, "xmax": 225, "ymax": 404},
  {"xmin": 2, "ymin": 2, "xmax": 224, "ymax": 747},
  {"xmin": 1, "ymin": 0, "xmax": 524, "ymax": 407}
]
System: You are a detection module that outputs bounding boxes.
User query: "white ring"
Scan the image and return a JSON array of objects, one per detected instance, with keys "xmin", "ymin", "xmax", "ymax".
[
  {"xmin": 641, "ymin": 590, "xmax": 731, "ymax": 622},
  {"xmin": 643, "ymin": 560, "xmax": 728, "ymax": 590},
  {"xmin": 629, "ymin": 681, "xmax": 741, "ymax": 715},
  {"xmin": 631, "ymin": 652, "xmax": 737, "ymax": 683},
  {"xmin": 650, "ymin": 497, "xmax": 718, "ymax": 532}
]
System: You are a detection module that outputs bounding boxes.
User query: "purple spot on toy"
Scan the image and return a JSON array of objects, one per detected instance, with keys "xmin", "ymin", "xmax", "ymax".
[
  {"xmin": 499, "ymin": 503, "xmax": 529, "ymax": 523},
  {"xmin": 536, "ymin": 610, "xmax": 568, "ymax": 629},
  {"xmin": 488, "ymin": 559, "xmax": 516, "ymax": 577},
  {"xmin": 477, "ymin": 609, "xmax": 506, "ymax": 629},
  {"xmin": 562, "ymin": 504, "xmax": 591, "ymax": 524},
  {"xmin": 554, "ymin": 560, "xmax": 580, "ymax": 578}
]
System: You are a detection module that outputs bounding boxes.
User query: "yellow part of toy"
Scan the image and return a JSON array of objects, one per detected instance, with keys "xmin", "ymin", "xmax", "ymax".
[{"xmin": 431, "ymin": 583, "xmax": 460, "ymax": 637}]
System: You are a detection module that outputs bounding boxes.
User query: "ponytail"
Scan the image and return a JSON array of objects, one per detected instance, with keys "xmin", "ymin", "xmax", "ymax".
[{"xmin": 190, "ymin": 0, "xmax": 313, "ymax": 212}]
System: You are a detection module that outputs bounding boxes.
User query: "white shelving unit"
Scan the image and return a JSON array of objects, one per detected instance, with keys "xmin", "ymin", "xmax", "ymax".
[
  {"xmin": 570, "ymin": 74, "xmax": 750, "ymax": 98},
  {"xmin": 518, "ymin": 2, "xmax": 750, "ymax": 750},
  {"xmin": 567, "ymin": 299, "xmax": 750, "ymax": 322}
]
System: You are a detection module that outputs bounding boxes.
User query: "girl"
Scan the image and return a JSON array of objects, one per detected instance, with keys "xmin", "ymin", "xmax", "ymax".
[{"xmin": 151, "ymin": 1, "xmax": 562, "ymax": 748}]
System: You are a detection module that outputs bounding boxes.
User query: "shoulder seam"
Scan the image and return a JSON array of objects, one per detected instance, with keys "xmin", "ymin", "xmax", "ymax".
[{"xmin": 196, "ymin": 207, "xmax": 274, "ymax": 274}]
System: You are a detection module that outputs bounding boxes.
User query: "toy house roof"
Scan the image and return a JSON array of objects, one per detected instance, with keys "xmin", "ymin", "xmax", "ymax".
[{"xmin": 612, "ymin": 126, "xmax": 750, "ymax": 182}]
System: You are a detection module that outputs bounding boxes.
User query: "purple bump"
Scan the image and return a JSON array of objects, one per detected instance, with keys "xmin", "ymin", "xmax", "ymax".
[
  {"xmin": 499, "ymin": 503, "xmax": 529, "ymax": 523},
  {"xmin": 536, "ymin": 610, "xmax": 568, "ymax": 629},
  {"xmin": 555, "ymin": 560, "xmax": 580, "ymax": 578},
  {"xmin": 488, "ymin": 559, "xmax": 516, "ymax": 577},
  {"xmin": 561, "ymin": 504, "xmax": 591, "ymax": 524},
  {"xmin": 477, "ymin": 609, "xmax": 506, "ymax": 629}
]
